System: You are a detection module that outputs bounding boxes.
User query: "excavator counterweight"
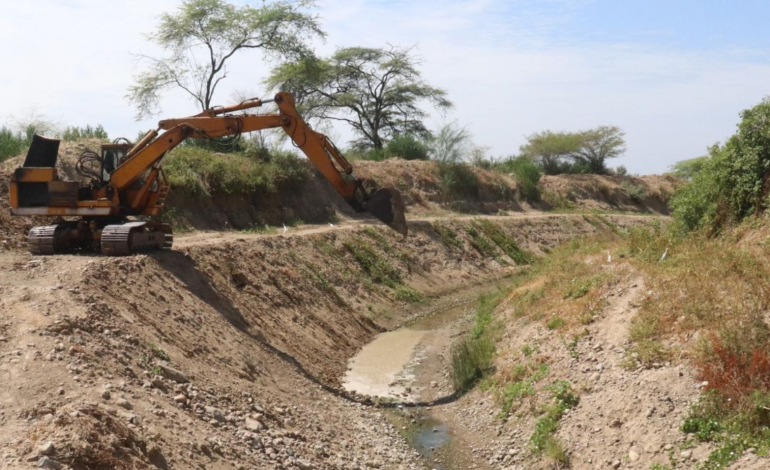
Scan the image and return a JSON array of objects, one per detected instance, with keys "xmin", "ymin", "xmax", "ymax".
[{"xmin": 8, "ymin": 92, "xmax": 408, "ymax": 255}]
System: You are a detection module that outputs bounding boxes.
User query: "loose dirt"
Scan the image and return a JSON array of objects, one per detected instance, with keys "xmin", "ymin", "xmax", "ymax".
[{"xmin": 0, "ymin": 210, "xmax": 661, "ymax": 469}]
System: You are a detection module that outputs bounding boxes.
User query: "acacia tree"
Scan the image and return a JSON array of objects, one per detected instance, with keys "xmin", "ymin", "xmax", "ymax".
[
  {"xmin": 572, "ymin": 126, "xmax": 626, "ymax": 174},
  {"xmin": 127, "ymin": 0, "xmax": 324, "ymax": 119},
  {"xmin": 267, "ymin": 46, "xmax": 452, "ymax": 150},
  {"xmin": 519, "ymin": 131, "xmax": 582, "ymax": 175},
  {"xmin": 520, "ymin": 126, "xmax": 626, "ymax": 174}
]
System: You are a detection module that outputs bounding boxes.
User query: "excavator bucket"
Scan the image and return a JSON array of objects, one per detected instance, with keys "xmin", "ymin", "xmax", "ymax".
[{"xmin": 364, "ymin": 187, "xmax": 408, "ymax": 237}]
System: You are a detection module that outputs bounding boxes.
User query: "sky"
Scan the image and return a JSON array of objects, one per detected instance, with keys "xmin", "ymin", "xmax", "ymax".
[{"xmin": 1, "ymin": 0, "xmax": 769, "ymax": 174}]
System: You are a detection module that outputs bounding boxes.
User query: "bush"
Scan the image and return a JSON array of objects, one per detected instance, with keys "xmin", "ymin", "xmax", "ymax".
[
  {"xmin": 0, "ymin": 126, "xmax": 28, "ymax": 162},
  {"xmin": 621, "ymin": 180, "xmax": 647, "ymax": 203},
  {"xmin": 61, "ymin": 124, "xmax": 108, "ymax": 141},
  {"xmin": 385, "ymin": 134, "xmax": 428, "ymax": 160},
  {"xmin": 431, "ymin": 122, "xmax": 472, "ymax": 164},
  {"xmin": 496, "ymin": 156, "xmax": 542, "ymax": 202},
  {"xmin": 438, "ymin": 162, "xmax": 479, "ymax": 198},
  {"xmin": 164, "ymin": 146, "xmax": 310, "ymax": 197},
  {"xmin": 451, "ymin": 291, "xmax": 503, "ymax": 393},
  {"xmin": 671, "ymin": 98, "xmax": 770, "ymax": 233}
]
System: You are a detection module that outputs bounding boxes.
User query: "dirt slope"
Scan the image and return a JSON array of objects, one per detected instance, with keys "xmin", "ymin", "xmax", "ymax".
[{"xmin": 0, "ymin": 214, "xmax": 660, "ymax": 469}]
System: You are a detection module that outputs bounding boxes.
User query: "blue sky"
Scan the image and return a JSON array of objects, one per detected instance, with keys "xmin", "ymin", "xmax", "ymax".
[{"xmin": 1, "ymin": 0, "xmax": 769, "ymax": 174}]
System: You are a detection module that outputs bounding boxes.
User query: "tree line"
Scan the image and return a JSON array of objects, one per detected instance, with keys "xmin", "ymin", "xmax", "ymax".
[{"xmin": 126, "ymin": 0, "xmax": 627, "ymax": 177}]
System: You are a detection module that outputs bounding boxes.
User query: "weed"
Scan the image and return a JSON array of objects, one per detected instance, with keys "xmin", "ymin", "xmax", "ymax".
[
  {"xmin": 451, "ymin": 289, "xmax": 506, "ymax": 393},
  {"xmin": 465, "ymin": 225, "xmax": 498, "ymax": 258},
  {"xmin": 343, "ymin": 238, "xmax": 402, "ymax": 287},
  {"xmin": 394, "ymin": 285, "xmax": 424, "ymax": 303},
  {"xmin": 476, "ymin": 220, "xmax": 534, "ymax": 264},
  {"xmin": 530, "ymin": 381, "xmax": 579, "ymax": 453},
  {"xmin": 521, "ymin": 344, "xmax": 536, "ymax": 357},
  {"xmin": 450, "ymin": 336, "xmax": 495, "ymax": 393},
  {"xmin": 434, "ymin": 223, "xmax": 462, "ymax": 250},
  {"xmin": 149, "ymin": 345, "xmax": 170, "ymax": 361},
  {"xmin": 547, "ymin": 316, "xmax": 565, "ymax": 330},
  {"xmin": 564, "ymin": 336, "xmax": 580, "ymax": 359},
  {"xmin": 622, "ymin": 180, "xmax": 648, "ymax": 203},
  {"xmin": 438, "ymin": 162, "xmax": 480, "ymax": 199}
]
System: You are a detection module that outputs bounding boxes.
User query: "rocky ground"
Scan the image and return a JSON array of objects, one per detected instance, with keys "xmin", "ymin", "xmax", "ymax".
[{"xmin": 0, "ymin": 211, "xmax": 661, "ymax": 470}]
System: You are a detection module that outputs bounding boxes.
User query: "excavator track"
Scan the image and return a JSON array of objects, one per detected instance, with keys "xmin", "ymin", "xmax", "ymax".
[
  {"xmin": 102, "ymin": 222, "xmax": 172, "ymax": 256},
  {"xmin": 27, "ymin": 225, "xmax": 59, "ymax": 255}
]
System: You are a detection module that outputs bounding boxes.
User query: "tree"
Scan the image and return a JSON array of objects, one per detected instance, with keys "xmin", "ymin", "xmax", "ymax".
[
  {"xmin": 128, "ymin": 0, "xmax": 324, "ymax": 119},
  {"xmin": 520, "ymin": 126, "xmax": 626, "ymax": 174},
  {"xmin": 669, "ymin": 155, "xmax": 710, "ymax": 180},
  {"xmin": 572, "ymin": 125, "xmax": 626, "ymax": 174},
  {"xmin": 519, "ymin": 131, "xmax": 583, "ymax": 175},
  {"xmin": 267, "ymin": 45, "xmax": 452, "ymax": 150},
  {"xmin": 430, "ymin": 122, "xmax": 472, "ymax": 164}
]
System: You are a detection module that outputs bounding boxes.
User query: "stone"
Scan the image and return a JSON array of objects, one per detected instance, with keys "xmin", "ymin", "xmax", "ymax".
[
  {"xmin": 205, "ymin": 406, "xmax": 225, "ymax": 422},
  {"xmin": 116, "ymin": 398, "xmax": 133, "ymax": 410},
  {"xmin": 37, "ymin": 457, "xmax": 63, "ymax": 469},
  {"xmin": 297, "ymin": 459, "xmax": 315, "ymax": 470},
  {"xmin": 629, "ymin": 449, "xmax": 640, "ymax": 462},
  {"xmin": 101, "ymin": 390, "xmax": 111, "ymax": 400},
  {"xmin": 157, "ymin": 363, "xmax": 189, "ymax": 383},
  {"xmin": 173, "ymin": 394, "xmax": 187, "ymax": 404},
  {"xmin": 244, "ymin": 418, "xmax": 264, "ymax": 432},
  {"xmin": 151, "ymin": 378, "xmax": 168, "ymax": 392},
  {"xmin": 611, "ymin": 460, "xmax": 621, "ymax": 469},
  {"xmin": 680, "ymin": 449, "xmax": 692, "ymax": 460},
  {"xmin": 39, "ymin": 442, "xmax": 55, "ymax": 456}
]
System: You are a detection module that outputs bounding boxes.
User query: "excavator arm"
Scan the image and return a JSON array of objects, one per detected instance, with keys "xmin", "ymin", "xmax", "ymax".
[{"xmin": 112, "ymin": 92, "xmax": 407, "ymax": 236}]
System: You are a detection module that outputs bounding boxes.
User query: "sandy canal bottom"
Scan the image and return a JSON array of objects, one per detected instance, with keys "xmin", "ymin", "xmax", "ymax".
[{"xmin": 342, "ymin": 328, "xmax": 427, "ymax": 399}]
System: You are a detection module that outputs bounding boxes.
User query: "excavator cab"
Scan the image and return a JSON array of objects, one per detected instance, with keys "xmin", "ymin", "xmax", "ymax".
[{"xmin": 100, "ymin": 143, "xmax": 131, "ymax": 181}]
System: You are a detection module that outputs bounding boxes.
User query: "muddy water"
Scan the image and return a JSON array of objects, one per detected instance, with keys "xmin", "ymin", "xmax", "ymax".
[
  {"xmin": 342, "ymin": 328, "xmax": 427, "ymax": 399},
  {"xmin": 343, "ymin": 288, "xmax": 495, "ymax": 469}
]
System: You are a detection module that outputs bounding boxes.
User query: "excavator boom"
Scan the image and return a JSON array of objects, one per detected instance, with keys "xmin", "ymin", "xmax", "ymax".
[{"xmin": 8, "ymin": 92, "xmax": 407, "ymax": 255}]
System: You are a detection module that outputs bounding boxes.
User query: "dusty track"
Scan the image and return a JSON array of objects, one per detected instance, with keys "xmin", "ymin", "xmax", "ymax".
[
  {"xmin": 173, "ymin": 212, "xmax": 657, "ymax": 248},
  {"xmin": 0, "ymin": 213, "xmax": 662, "ymax": 470}
]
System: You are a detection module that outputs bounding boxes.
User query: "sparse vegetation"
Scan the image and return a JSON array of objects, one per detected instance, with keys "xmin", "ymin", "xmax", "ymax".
[
  {"xmin": 61, "ymin": 124, "xmax": 108, "ymax": 141},
  {"xmin": 451, "ymin": 290, "xmax": 505, "ymax": 393},
  {"xmin": 475, "ymin": 220, "xmax": 533, "ymax": 264},
  {"xmin": 622, "ymin": 180, "xmax": 647, "ymax": 203},
  {"xmin": 433, "ymin": 223, "xmax": 462, "ymax": 250},
  {"xmin": 343, "ymin": 237, "xmax": 402, "ymax": 288},
  {"xmin": 530, "ymin": 381, "xmax": 579, "ymax": 456},
  {"xmin": 164, "ymin": 146, "xmax": 310, "ymax": 197}
]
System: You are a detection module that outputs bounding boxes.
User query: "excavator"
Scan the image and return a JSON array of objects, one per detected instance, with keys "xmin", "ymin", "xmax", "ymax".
[{"xmin": 8, "ymin": 92, "xmax": 407, "ymax": 255}]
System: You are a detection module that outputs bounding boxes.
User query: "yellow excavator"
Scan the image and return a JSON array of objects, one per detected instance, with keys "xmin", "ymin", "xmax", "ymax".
[{"xmin": 9, "ymin": 92, "xmax": 407, "ymax": 255}]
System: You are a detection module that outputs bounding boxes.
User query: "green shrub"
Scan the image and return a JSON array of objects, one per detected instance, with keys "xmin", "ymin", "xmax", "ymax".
[
  {"xmin": 451, "ymin": 290, "xmax": 504, "ymax": 393},
  {"xmin": 438, "ymin": 162, "xmax": 480, "ymax": 198},
  {"xmin": 386, "ymin": 134, "xmax": 428, "ymax": 160},
  {"xmin": 450, "ymin": 336, "xmax": 495, "ymax": 393},
  {"xmin": 621, "ymin": 180, "xmax": 647, "ymax": 203},
  {"xmin": 671, "ymin": 98, "xmax": 770, "ymax": 233},
  {"xmin": 531, "ymin": 381, "xmax": 579, "ymax": 453},
  {"xmin": 496, "ymin": 156, "xmax": 542, "ymax": 201},
  {"xmin": 164, "ymin": 146, "xmax": 310, "ymax": 197}
]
